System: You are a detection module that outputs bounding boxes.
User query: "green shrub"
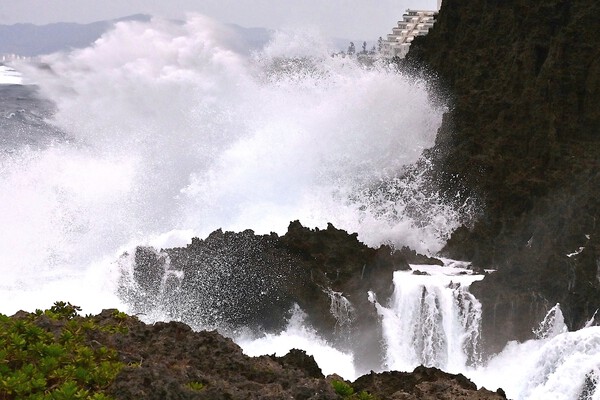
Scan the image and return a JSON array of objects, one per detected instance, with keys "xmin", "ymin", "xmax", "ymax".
[
  {"xmin": 0, "ymin": 301, "xmax": 124, "ymax": 399},
  {"xmin": 185, "ymin": 381, "xmax": 205, "ymax": 391},
  {"xmin": 47, "ymin": 301, "xmax": 82, "ymax": 320},
  {"xmin": 110, "ymin": 310, "xmax": 128, "ymax": 321},
  {"xmin": 331, "ymin": 379, "xmax": 354, "ymax": 397},
  {"xmin": 354, "ymin": 390, "xmax": 377, "ymax": 400},
  {"xmin": 331, "ymin": 380, "xmax": 378, "ymax": 399}
]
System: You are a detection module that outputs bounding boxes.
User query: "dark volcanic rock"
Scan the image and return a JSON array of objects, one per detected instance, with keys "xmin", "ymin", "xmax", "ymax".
[
  {"xmin": 10, "ymin": 309, "xmax": 503, "ymax": 400},
  {"xmin": 396, "ymin": 246, "xmax": 444, "ymax": 266},
  {"xmin": 404, "ymin": 0, "xmax": 600, "ymax": 353},
  {"xmin": 271, "ymin": 349, "xmax": 324, "ymax": 379},
  {"xmin": 120, "ymin": 221, "xmax": 420, "ymax": 373},
  {"xmin": 352, "ymin": 366, "xmax": 506, "ymax": 400},
  {"xmin": 51, "ymin": 309, "xmax": 339, "ymax": 400}
]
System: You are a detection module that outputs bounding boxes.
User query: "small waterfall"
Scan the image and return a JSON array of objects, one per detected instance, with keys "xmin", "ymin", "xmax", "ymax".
[
  {"xmin": 533, "ymin": 303, "xmax": 567, "ymax": 340},
  {"xmin": 451, "ymin": 281, "xmax": 483, "ymax": 366},
  {"xmin": 376, "ymin": 265, "xmax": 483, "ymax": 373},
  {"xmin": 325, "ymin": 288, "xmax": 355, "ymax": 340}
]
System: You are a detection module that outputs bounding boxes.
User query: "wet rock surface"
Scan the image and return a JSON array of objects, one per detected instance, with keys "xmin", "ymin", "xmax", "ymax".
[
  {"xmin": 99, "ymin": 315, "xmax": 338, "ymax": 400},
  {"xmin": 353, "ymin": 366, "xmax": 505, "ymax": 400},
  {"xmin": 120, "ymin": 221, "xmax": 440, "ymax": 373},
  {"xmin": 405, "ymin": 0, "xmax": 600, "ymax": 353},
  {"xmin": 3, "ymin": 306, "xmax": 507, "ymax": 400},
  {"xmin": 31, "ymin": 309, "xmax": 505, "ymax": 400}
]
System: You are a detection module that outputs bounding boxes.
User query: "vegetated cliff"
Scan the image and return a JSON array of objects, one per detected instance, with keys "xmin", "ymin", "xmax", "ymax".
[
  {"xmin": 120, "ymin": 221, "xmax": 442, "ymax": 375},
  {"xmin": 0, "ymin": 306, "xmax": 506, "ymax": 400},
  {"xmin": 404, "ymin": 0, "xmax": 600, "ymax": 353}
]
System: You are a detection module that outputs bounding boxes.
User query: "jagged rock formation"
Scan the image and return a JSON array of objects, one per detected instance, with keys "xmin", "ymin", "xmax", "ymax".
[
  {"xmin": 8, "ymin": 308, "xmax": 506, "ymax": 400},
  {"xmin": 405, "ymin": 0, "xmax": 600, "ymax": 353},
  {"xmin": 101, "ymin": 315, "xmax": 337, "ymax": 400},
  {"xmin": 353, "ymin": 367, "xmax": 505, "ymax": 400},
  {"xmin": 120, "ymin": 221, "xmax": 442, "ymax": 373},
  {"xmin": 103, "ymin": 311, "xmax": 505, "ymax": 399}
]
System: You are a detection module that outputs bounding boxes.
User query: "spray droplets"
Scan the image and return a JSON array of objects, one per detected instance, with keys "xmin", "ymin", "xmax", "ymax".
[{"xmin": 533, "ymin": 303, "xmax": 567, "ymax": 340}]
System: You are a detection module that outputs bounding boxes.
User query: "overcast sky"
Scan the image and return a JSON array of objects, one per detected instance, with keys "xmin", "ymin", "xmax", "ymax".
[{"xmin": 0, "ymin": 0, "xmax": 438, "ymax": 39}]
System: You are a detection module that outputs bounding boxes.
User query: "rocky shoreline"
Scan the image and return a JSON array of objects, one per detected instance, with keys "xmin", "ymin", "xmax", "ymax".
[
  {"xmin": 120, "ymin": 221, "xmax": 441, "ymax": 374},
  {"xmin": 115, "ymin": 0, "xmax": 600, "ymax": 388},
  {"xmin": 3, "ymin": 0, "xmax": 599, "ymax": 397},
  {"xmin": 1, "ymin": 306, "xmax": 506, "ymax": 400}
]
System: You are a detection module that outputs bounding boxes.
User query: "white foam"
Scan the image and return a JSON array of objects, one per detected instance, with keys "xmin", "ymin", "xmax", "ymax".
[
  {"xmin": 237, "ymin": 306, "xmax": 356, "ymax": 380},
  {"xmin": 1, "ymin": 15, "xmax": 460, "ymax": 315},
  {"xmin": 470, "ymin": 325, "xmax": 600, "ymax": 400},
  {"xmin": 0, "ymin": 65, "xmax": 23, "ymax": 85},
  {"xmin": 377, "ymin": 266, "xmax": 484, "ymax": 373}
]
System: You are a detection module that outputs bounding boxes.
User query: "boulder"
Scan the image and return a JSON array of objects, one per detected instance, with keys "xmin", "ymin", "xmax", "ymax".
[
  {"xmin": 120, "ymin": 221, "xmax": 421, "ymax": 373},
  {"xmin": 352, "ymin": 366, "xmax": 506, "ymax": 400}
]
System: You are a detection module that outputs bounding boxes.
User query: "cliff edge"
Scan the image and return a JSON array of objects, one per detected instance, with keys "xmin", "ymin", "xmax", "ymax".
[{"xmin": 405, "ymin": 0, "xmax": 600, "ymax": 353}]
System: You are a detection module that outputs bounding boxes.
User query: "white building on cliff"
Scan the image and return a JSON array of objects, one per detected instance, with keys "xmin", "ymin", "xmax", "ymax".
[{"xmin": 382, "ymin": 1, "xmax": 441, "ymax": 59}]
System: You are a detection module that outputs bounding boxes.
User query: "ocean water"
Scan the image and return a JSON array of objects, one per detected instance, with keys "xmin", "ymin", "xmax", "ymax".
[
  {"xmin": 1, "ymin": 16, "xmax": 598, "ymax": 400},
  {"xmin": 0, "ymin": 65, "xmax": 22, "ymax": 85}
]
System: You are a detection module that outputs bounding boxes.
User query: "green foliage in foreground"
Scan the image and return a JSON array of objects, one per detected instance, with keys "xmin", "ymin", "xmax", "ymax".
[
  {"xmin": 0, "ymin": 302, "xmax": 125, "ymax": 400},
  {"xmin": 331, "ymin": 379, "xmax": 377, "ymax": 399},
  {"xmin": 332, "ymin": 379, "xmax": 355, "ymax": 396}
]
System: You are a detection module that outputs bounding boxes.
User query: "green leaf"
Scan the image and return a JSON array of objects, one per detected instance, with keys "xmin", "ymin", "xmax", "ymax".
[{"xmin": 51, "ymin": 381, "xmax": 79, "ymax": 399}]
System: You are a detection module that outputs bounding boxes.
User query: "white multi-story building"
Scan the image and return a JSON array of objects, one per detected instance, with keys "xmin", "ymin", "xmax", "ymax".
[
  {"xmin": 0, "ymin": 54, "xmax": 32, "ymax": 63},
  {"xmin": 382, "ymin": 6, "xmax": 439, "ymax": 59}
]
